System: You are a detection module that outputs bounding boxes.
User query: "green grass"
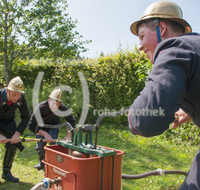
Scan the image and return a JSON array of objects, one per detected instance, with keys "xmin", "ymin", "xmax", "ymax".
[
  {"xmin": 97, "ymin": 124, "xmax": 196, "ymax": 190},
  {"xmin": 0, "ymin": 142, "xmax": 45, "ymax": 189},
  {"xmin": 0, "ymin": 123, "xmax": 198, "ymax": 190}
]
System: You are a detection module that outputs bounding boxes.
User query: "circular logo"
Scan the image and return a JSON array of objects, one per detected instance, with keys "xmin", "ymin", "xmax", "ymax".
[{"xmin": 56, "ymin": 154, "xmax": 64, "ymax": 163}]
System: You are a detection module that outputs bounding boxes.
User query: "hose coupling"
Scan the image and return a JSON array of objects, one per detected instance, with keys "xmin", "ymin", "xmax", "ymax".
[
  {"xmin": 157, "ymin": 168, "xmax": 164, "ymax": 176},
  {"xmin": 42, "ymin": 177, "xmax": 62, "ymax": 189}
]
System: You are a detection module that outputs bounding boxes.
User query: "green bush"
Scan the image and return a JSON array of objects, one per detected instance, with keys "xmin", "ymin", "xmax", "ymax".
[
  {"xmin": 10, "ymin": 58, "xmax": 55, "ymax": 88},
  {"xmin": 86, "ymin": 47, "xmax": 152, "ymax": 124},
  {"xmin": 164, "ymin": 123, "xmax": 200, "ymax": 145}
]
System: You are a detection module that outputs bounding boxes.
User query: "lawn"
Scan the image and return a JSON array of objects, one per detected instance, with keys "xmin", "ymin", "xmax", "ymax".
[{"xmin": 0, "ymin": 123, "xmax": 198, "ymax": 190}]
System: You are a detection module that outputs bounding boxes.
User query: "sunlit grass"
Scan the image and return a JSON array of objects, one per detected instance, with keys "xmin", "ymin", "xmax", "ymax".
[{"xmin": 97, "ymin": 124, "xmax": 196, "ymax": 190}]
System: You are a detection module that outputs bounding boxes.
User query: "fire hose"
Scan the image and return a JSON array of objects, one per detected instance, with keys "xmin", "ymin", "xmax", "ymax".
[
  {"xmin": 121, "ymin": 169, "xmax": 187, "ymax": 180},
  {"xmin": 30, "ymin": 182, "xmax": 44, "ymax": 190}
]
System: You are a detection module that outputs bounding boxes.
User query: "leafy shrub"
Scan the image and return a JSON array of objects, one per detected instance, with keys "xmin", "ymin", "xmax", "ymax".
[{"xmin": 164, "ymin": 123, "xmax": 200, "ymax": 145}]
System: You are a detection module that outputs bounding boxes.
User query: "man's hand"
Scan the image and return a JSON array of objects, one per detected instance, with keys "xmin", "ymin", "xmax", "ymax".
[
  {"xmin": 10, "ymin": 131, "xmax": 21, "ymax": 144},
  {"xmin": 38, "ymin": 130, "xmax": 53, "ymax": 143},
  {"xmin": 63, "ymin": 130, "xmax": 71, "ymax": 140},
  {"xmin": 172, "ymin": 108, "xmax": 192, "ymax": 129},
  {"xmin": 0, "ymin": 134, "xmax": 7, "ymax": 143}
]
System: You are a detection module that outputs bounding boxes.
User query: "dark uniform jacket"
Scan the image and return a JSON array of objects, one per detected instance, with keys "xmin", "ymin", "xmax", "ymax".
[
  {"xmin": 129, "ymin": 33, "xmax": 200, "ymax": 137},
  {"xmin": 0, "ymin": 88, "xmax": 30, "ymax": 135},
  {"xmin": 29, "ymin": 100, "xmax": 75, "ymax": 133}
]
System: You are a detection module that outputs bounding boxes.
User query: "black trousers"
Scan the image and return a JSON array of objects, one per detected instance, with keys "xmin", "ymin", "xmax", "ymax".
[
  {"xmin": 0, "ymin": 120, "xmax": 24, "ymax": 176},
  {"xmin": 179, "ymin": 148, "xmax": 200, "ymax": 190}
]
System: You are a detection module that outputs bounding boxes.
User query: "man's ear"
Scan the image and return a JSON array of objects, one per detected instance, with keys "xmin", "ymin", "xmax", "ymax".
[{"xmin": 159, "ymin": 22, "xmax": 167, "ymax": 37}]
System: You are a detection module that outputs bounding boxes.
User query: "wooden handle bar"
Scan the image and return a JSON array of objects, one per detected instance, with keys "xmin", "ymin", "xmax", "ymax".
[
  {"xmin": 6, "ymin": 139, "xmax": 58, "ymax": 143},
  {"xmin": 174, "ymin": 115, "xmax": 179, "ymax": 122}
]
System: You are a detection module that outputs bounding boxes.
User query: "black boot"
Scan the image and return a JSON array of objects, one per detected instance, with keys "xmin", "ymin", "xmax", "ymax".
[
  {"xmin": 34, "ymin": 155, "xmax": 44, "ymax": 170},
  {"xmin": 2, "ymin": 148, "xmax": 19, "ymax": 183}
]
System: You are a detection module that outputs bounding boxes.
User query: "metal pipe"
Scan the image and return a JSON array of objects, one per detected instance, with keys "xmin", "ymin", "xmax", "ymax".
[
  {"xmin": 111, "ymin": 156, "xmax": 115, "ymax": 190},
  {"xmin": 101, "ymin": 157, "xmax": 104, "ymax": 190},
  {"xmin": 6, "ymin": 139, "xmax": 58, "ymax": 143}
]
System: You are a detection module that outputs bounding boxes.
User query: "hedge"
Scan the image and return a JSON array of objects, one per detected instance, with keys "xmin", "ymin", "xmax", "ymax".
[{"xmin": 8, "ymin": 47, "xmax": 152, "ymax": 125}]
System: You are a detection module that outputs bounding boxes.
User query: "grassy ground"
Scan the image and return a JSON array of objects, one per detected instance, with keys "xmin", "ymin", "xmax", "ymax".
[{"xmin": 0, "ymin": 123, "xmax": 198, "ymax": 190}]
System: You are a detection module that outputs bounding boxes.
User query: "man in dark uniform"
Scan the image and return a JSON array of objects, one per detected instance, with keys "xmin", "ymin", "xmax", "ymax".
[
  {"xmin": 128, "ymin": 1, "xmax": 200, "ymax": 189},
  {"xmin": 0, "ymin": 76, "xmax": 30, "ymax": 182},
  {"xmin": 28, "ymin": 88, "xmax": 75, "ymax": 170}
]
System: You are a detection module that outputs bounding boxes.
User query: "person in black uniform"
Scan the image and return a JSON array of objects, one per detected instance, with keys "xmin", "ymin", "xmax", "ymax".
[
  {"xmin": 28, "ymin": 88, "xmax": 75, "ymax": 170},
  {"xmin": 0, "ymin": 76, "xmax": 30, "ymax": 183}
]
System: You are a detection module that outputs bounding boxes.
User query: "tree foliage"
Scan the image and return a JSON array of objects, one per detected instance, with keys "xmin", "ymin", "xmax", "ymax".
[{"xmin": 0, "ymin": 0, "xmax": 91, "ymax": 84}]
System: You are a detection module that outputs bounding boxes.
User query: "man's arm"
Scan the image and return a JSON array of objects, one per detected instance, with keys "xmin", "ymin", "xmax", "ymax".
[
  {"xmin": 129, "ymin": 39, "xmax": 192, "ymax": 137},
  {"xmin": 28, "ymin": 113, "xmax": 39, "ymax": 133},
  {"xmin": 37, "ymin": 129, "xmax": 53, "ymax": 142},
  {"xmin": 0, "ymin": 134, "xmax": 7, "ymax": 143},
  {"xmin": 17, "ymin": 95, "xmax": 30, "ymax": 134}
]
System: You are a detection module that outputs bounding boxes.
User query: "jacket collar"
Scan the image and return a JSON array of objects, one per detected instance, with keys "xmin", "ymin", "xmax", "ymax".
[
  {"xmin": 1, "ymin": 89, "xmax": 22, "ymax": 106},
  {"xmin": 44, "ymin": 99, "xmax": 62, "ymax": 115}
]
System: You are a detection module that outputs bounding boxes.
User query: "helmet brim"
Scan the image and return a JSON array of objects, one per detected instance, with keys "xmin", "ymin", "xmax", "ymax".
[
  {"xmin": 6, "ymin": 87, "xmax": 25, "ymax": 94},
  {"xmin": 49, "ymin": 95, "xmax": 62, "ymax": 102},
  {"xmin": 130, "ymin": 16, "xmax": 192, "ymax": 36}
]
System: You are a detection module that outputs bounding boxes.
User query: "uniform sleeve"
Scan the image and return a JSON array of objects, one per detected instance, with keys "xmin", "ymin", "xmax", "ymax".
[
  {"xmin": 60, "ymin": 104, "xmax": 76, "ymax": 128},
  {"xmin": 64, "ymin": 114, "xmax": 76, "ymax": 128},
  {"xmin": 28, "ymin": 112, "xmax": 38, "ymax": 133},
  {"xmin": 17, "ymin": 95, "xmax": 31, "ymax": 134},
  {"xmin": 128, "ymin": 38, "xmax": 194, "ymax": 137}
]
